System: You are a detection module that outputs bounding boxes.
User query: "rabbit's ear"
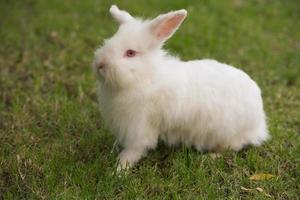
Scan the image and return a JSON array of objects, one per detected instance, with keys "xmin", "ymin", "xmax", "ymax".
[
  {"xmin": 148, "ymin": 9, "xmax": 187, "ymax": 44},
  {"xmin": 110, "ymin": 5, "xmax": 134, "ymax": 25}
]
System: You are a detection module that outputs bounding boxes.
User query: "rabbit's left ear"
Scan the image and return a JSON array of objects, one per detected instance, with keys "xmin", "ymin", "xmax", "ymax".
[
  {"xmin": 110, "ymin": 5, "xmax": 134, "ymax": 25},
  {"xmin": 148, "ymin": 9, "xmax": 187, "ymax": 44}
]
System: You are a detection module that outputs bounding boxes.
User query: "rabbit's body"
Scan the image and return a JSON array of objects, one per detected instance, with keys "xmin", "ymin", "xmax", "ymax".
[
  {"xmin": 97, "ymin": 56, "xmax": 268, "ymax": 159},
  {"xmin": 93, "ymin": 5, "xmax": 269, "ymax": 171}
]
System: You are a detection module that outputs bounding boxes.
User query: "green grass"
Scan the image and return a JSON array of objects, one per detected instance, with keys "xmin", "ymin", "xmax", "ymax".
[{"xmin": 1, "ymin": 0, "xmax": 300, "ymax": 199}]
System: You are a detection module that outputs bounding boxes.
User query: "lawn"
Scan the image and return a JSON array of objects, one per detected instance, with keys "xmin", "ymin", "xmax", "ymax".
[{"xmin": 0, "ymin": 0, "xmax": 299, "ymax": 199}]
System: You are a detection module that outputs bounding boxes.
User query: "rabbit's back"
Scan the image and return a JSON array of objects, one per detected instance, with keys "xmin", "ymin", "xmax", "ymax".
[{"xmin": 154, "ymin": 59, "xmax": 268, "ymax": 151}]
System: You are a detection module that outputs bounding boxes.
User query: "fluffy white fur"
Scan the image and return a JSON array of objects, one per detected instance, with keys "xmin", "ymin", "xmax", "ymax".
[{"xmin": 93, "ymin": 5, "xmax": 269, "ymax": 171}]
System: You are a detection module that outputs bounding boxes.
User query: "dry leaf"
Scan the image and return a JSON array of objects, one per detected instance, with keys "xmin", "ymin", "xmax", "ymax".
[
  {"xmin": 249, "ymin": 173, "xmax": 275, "ymax": 180},
  {"xmin": 241, "ymin": 186, "xmax": 272, "ymax": 198},
  {"xmin": 241, "ymin": 186, "xmax": 254, "ymax": 191},
  {"xmin": 256, "ymin": 187, "xmax": 272, "ymax": 197}
]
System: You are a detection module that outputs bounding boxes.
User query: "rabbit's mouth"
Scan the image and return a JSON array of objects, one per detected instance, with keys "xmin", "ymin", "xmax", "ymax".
[
  {"xmin": 97, "ymin": 66, "xmax": 106, "ymax": 76},
  {"xmin": 97, "ymin": 64, "xmax": 105, "ymax": 71},
  {"xmin": 97, "ymin": 61, "xmax": 107, "ymax": 73},
  {"xmin": 96, "ymin": 63, "xmax": 109, "ymax": 78}
]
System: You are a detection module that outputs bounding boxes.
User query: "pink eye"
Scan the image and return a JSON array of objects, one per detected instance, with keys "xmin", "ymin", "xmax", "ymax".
[{"xmin": 125, "ymin": 49, "xmax": 136, "ymax": 57}]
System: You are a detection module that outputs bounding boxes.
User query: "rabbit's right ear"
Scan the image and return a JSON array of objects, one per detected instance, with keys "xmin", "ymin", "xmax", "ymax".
[
  {"xmin": 110, "ymin": 5, "xmax": 134, "ymax": 25},
  {"xmin": 148, "ymin": 9, "xmax": 187, "ymax": 47}
]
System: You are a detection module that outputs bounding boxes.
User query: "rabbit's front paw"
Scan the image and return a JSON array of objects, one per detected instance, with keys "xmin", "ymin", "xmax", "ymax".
[{"xmin": 116, "ymin": 148, "xmax": 145, "ymax": 172}]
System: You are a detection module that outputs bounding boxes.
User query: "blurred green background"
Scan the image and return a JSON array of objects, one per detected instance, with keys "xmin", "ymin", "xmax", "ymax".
[{"xmin": 0, "ymin": 0, "xmax": 299, "ymax": 199}]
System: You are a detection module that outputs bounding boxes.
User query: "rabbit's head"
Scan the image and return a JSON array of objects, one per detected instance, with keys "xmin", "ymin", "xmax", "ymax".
[{"xmin": 93, "ymin": 5, "xmax": 187, "ymax": 90}]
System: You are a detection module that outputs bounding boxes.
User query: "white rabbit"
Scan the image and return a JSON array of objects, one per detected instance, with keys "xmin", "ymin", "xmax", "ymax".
[{"xmin": 93, "ymin": 5, "xmax": 269, "ymax": 171}]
